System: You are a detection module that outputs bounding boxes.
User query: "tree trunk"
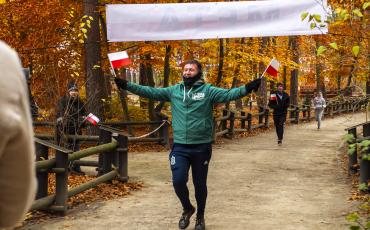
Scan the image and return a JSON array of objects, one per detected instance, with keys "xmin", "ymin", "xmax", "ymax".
[
  {"xmin": 83, "ymin": 0, "xmax": 106, "ymax": 135},
  {"xmin": 367, "ymin": 50, "xmax": 370, "ymax": 95},
  {"xmin": 155, "ymin": 45, "xmax": 171, "ymax": 114},
  {"xmin": 289, "ymin": 36, "xmax": 299, "ymax": 106},
  {"xmin": 226, "ymin": 38, "xmax": 244, "ymax": 110},
  {"xmin": 257, "ymin": 37, "xmax": 268, "ymax": 108},
  {"xmin": 344, "ymin": 61, "xmax": 356, "ymax": 96},
  {"xmin": 139, "ymin": 54, "xmax": 156, "ymax": 121},
  {"xmin": 337, "ymin": 75, "xmax": 342, "ymax": 95},
  {"xmin": 282, "ymin": 66, "xmax": 287, "ymax": 89},
  {"xmin": 216, "ymin": 39, "xmax": 224, "ymax": 86}
]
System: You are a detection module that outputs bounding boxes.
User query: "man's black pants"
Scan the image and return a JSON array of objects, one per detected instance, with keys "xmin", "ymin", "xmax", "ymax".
[
  {"xmin": 273, "ymin": 113, "xmax": 287, "ymax": 141},
  {"xmin": 169, "ymin": 143, "xmax": 212, "ymax": 216}
]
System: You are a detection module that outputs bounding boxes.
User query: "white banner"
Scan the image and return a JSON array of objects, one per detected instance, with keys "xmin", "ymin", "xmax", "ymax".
[{"xmin": 107, "ymin": 0, "xmax": 328, "ymax": 42}]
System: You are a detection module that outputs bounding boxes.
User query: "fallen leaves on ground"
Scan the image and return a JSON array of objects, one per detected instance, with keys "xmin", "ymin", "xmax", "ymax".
[{"xmin": 21, "ymin": 174, "xmax": 143, "ymax": 226}]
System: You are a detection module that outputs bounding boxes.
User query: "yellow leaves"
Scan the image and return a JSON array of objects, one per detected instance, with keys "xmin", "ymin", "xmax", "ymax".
[
  {"xmin": 81, "ymin": 28, "xmax": 87, "ymax": 34},
  {"xmin": 363, "ymin": 2, "xmax": 370, "ymax": 10},
  {"xmin": 0, "ymin": 0, "xmax": 6, "ymax": 4},
  {"xmin": 329, "ymin": 42, "xmax": 338, "ymax": 50},
  {"xmin": 313, "ymin": 14, "xmax": 321, "ymax": 23},
  {"xmin": 352, "ymin": 9, "xmax": 363, "ymax": 18},
  {"xmin": 316, "ymin": 46, "xmax": 327, "ymax": 56},
  {"xmin": 301, "ymin": 12, "xmax": 309, "ymax": 21},
  {"xmin": 352, "ymin": 46, "xmax": 360, "ymax": 57}
]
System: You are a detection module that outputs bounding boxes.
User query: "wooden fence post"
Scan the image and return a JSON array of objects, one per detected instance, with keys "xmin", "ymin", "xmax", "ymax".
[
  {"xmin": 330, "ymin": 104, "xmax": 334, "ymax": 117},
  {"xmin": 54, "ymin": 148, "xmax": 71, "ymax": 214},
  {"xmin": 241, "ymin": 111, "xmax": 246, "ymax": 130},
  {"xmin": 160, "ymin": 117, "xmax": 170, "ymax": 148},
  {"xmin": 363, "ymin": 123, "xmax": 370, "ymax": 137},
  {"xmin": 228, "ymin": 111, "xmax": 235, "ymax": 139},
  {"xmin": 35, "ymin": 143, "xmax": 49, "ymax": 200},
  {"xmin": 264, "ymin": 109, "xmax": 270, "ymax": 127},
  {"xmin": 247, "ymin": 113, "xmax": 252, "ymax": 132},
  {"xmin": 222, "ymin": 110, "xmax": 228, "ymax": 138},
  {"xmin": 114, "ymin": 134, "xmax": 129, "ymax": 182},
  {"xmin": 258, "ymin": 107, "xmax": 264, "ymax": 125},
  {"xmin": 99, "ymin": 129, "xmax": 113, "ymax": 175},
  {"xmin": 348, "ymin": 128, "xmax": 358, "ymax": 174},
  {"xmin": 295, "ymin": 106, "xmax": 300, "ymax": 124}
]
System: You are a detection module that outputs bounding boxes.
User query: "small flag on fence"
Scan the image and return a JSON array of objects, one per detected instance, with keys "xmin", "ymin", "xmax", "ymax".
[
  {"xmin": 270, "ymin": 93, "xmax": 277, "ymax": 100},
  {"xmin": 265, "ymin": 58, "xmax": 280, "ymax": 77},
  {"xmin": 86, "ymin": 113, "xmax": 100, "ymax": 126},
  {"xmin": 108, "ymin": 51, "xmax": 132, "ymax": 69}
]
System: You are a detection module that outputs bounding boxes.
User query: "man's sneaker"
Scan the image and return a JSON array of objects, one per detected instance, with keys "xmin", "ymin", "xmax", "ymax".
[
  {"xmin": 195, "ymin": 215, "xmax": 205, "ymax": 230},
  {"xmin": 278, "ymin": 140, "xmax": 282, "ymax": 145},
  {"xmin": 178, "ymin": 206, "xmax": 195, "ymax": 229}
]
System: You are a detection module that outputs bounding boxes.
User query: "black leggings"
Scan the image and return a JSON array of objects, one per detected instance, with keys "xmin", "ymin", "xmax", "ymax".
[{"xmin": 169, "ymin": 143, "xmax": 212, "ymax": 216}]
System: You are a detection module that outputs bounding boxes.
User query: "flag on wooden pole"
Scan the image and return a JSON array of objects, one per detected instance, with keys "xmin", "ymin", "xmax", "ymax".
[
  {"xmin": 261, "ymin": 58, "xmax": 280, "ymax": 79},
  {"xmin": 108, "ymin": 51, "xmax": 132, "ymax": 69},
  {"xmin": 265, "ymin": 59, "xmax": 280, "ymax": 77}
]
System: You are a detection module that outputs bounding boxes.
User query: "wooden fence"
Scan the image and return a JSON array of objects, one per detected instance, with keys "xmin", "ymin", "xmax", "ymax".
[
  {"xmin": 345, "ymin": 121, "xmax": 370, "ymax": 189},
  {"xmin": 32, "ymin": 126, "xmax": 128, "ymax": 214},
  {"xmin": 213, "ymin": 96, "xmax": 368, "ymax": 141}
]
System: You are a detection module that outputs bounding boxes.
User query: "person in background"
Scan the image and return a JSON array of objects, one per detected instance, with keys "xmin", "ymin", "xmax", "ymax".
[
  {"xmin": 268, "ymin": 82, "xmax": 290, "ymax": 145},
  {"xmin": 0, "ymin": 41, "xmax": 36, "ymax": 228},
  {"xmin": 312, "ymin": 91, "xmax": 326, "ymax": 129},
  {"xmin": 114, "ymin": 59, "xmax": 261, "ymax": 230},
  {"xmin": 56, "ymin": 81, "xmax": 86, "ymax": 174}
]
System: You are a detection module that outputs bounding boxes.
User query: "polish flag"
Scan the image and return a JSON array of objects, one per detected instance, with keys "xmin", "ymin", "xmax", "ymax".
[
  {"xmin": 108, "ymin": 51, "xmax": 132, "ymax": 69},
  {"xmin": 270, "ymin": 93, "xmax": 277, "ymax": 100},
  {"xmin": 265, "ymin": 59, "xmax": 280, "ymax": 77},
  {"xmin": 86, "ymin": 113, "xmax": 100, "ymax": 126}
]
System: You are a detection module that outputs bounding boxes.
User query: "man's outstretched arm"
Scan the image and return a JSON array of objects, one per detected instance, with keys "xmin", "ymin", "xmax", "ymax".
[
  {"xmin": 209, "ymin": 78, "xmax": 261, "ymax": 103},
  {"xmin": 115, "ymin": 78, "xmax": 172, "ymax": 102}
]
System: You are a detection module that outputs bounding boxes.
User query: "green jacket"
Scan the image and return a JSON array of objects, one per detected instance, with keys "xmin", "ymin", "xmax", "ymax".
[{"xmin": 126, "ymin": 80, "xmax": 247, "ymax": 144}]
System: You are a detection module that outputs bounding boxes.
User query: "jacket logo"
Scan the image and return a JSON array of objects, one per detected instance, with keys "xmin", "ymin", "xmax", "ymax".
[
  {"xmin": 192, "ymin": 92, "xmax": 205, "ymax": 100},
  {"xmin": 170, "ymin": 156, "xmax": 176, "ymax": 165}
]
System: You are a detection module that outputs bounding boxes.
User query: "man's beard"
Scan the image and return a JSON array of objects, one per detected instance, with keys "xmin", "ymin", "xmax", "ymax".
[{"xmin": 183, "ymin": 72, "xmax": 202, "ymax": 87}]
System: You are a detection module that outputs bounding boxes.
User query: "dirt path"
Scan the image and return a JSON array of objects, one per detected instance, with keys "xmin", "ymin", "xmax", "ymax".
[{"xmin": 22, "ymin": 113, "xmax": 366, "ymax": 230}]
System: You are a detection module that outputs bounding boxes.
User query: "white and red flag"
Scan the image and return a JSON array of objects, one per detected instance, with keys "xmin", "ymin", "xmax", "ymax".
[
  {"xmin": 108, "ymin": 51, "xmax": 132, "ymax": 69},
  {"xmin": 265, "ymin": 59, "xmax": 280, "ymax": 78},
  {"xmin": 86, "ymin": 113, "xmax": 100, "ymax": 126}
]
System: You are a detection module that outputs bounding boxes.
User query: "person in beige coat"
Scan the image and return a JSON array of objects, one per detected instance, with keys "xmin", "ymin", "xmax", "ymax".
[{"xmin": 0, "ymin": 41, "xmax": 36, "ymax": 228}]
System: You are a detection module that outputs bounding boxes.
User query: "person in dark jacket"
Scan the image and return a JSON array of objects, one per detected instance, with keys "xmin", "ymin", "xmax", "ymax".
[
  {"xmin": 114, "ymin": 60, "xmax": 261, "ymax": 230},
  {"xmin": 268, "ymin": 82, "xmax": 290, "ymax": 145},
  {"xmin": 56, "ymin": 81, "xmax": 86, "ymax": 173}
]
